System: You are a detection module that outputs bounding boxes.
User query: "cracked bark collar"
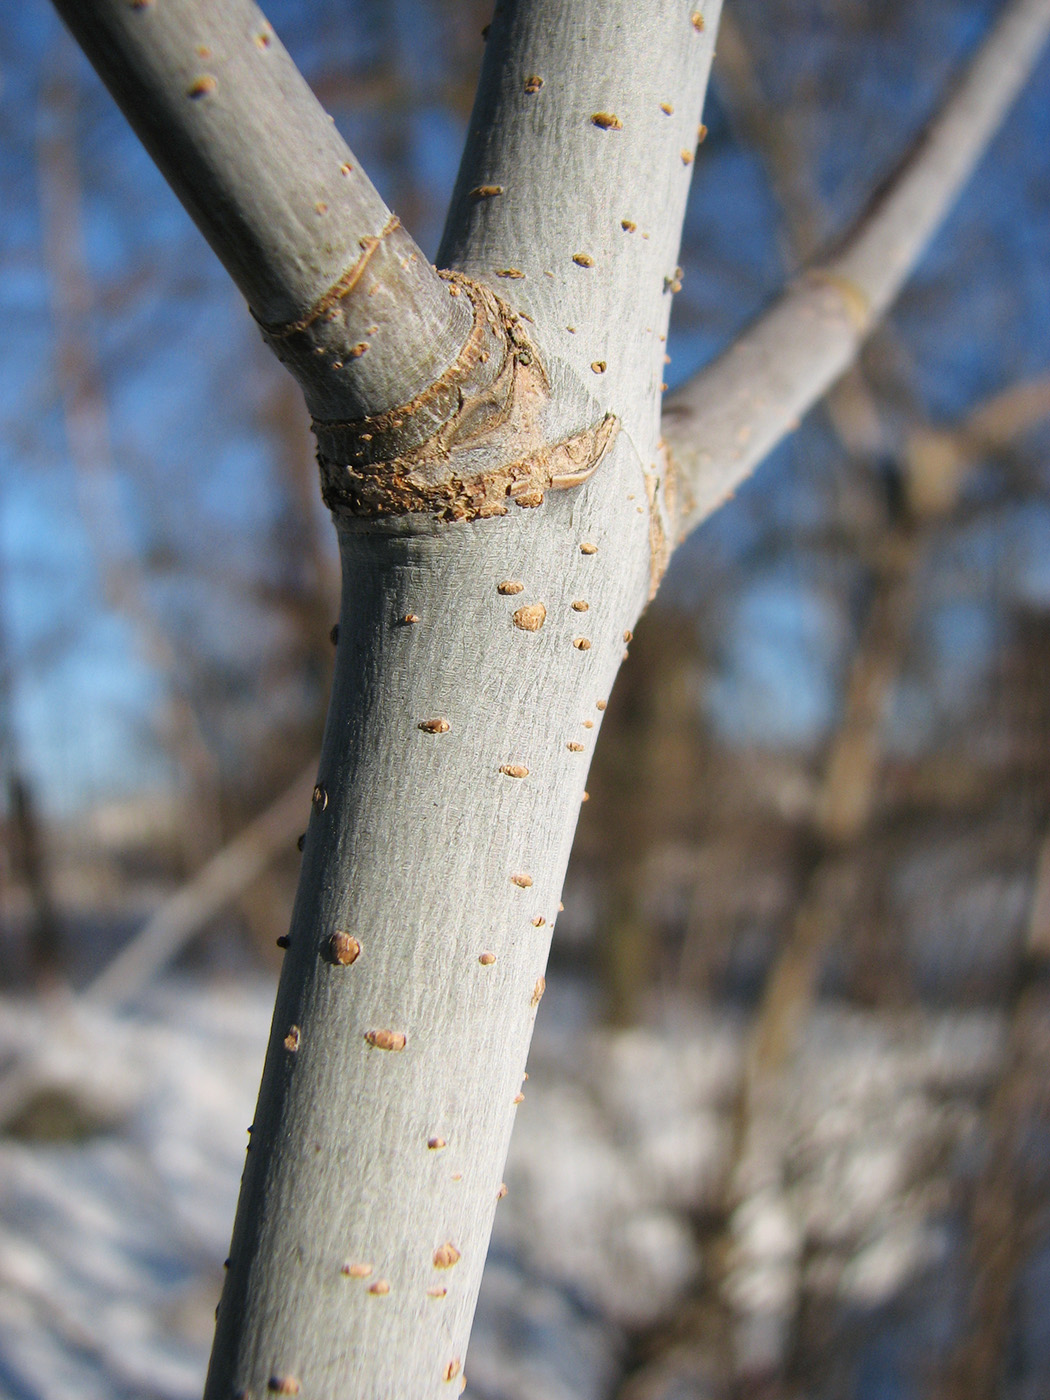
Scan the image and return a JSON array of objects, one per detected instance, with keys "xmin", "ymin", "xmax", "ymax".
[{"xmin": 311, "ymin": 272, "xmax": 619, "ymax": 523}]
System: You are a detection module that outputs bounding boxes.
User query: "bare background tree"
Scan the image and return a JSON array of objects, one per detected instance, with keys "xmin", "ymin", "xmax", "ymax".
[{"xmin": 0, "ymin": 0, "xmax": 1049, "ymax": 1397}]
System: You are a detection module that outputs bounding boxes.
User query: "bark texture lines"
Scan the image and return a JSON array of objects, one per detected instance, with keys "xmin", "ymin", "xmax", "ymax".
[
  {"xmin": 663, "ymin": 0, "xmax": 1050, "ymax": 540},
  {"xmin": 52, "ymin": 0, "xmax": 472, "ymax": 418},
  {"xmin": 441, "ymin": 0, "xmax": 722, "ymax": 456},
  {"xmin": 209, "ymin": 487, "xmax": 653, "ymax": 1397}
]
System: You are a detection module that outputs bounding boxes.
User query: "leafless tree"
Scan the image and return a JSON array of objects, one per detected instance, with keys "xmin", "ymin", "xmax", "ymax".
[{"xmin": 50, "ymin": 0, "xmax": 1050, "ymax": 1392}]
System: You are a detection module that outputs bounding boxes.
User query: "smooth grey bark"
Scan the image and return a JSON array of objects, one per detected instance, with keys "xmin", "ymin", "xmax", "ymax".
[
  {"xmin": 50, "ymin": 0, "xmax": 472, "ymax": 420},
  {"xmin": 203, "ymin": 7, "xmax": 722, "ymax": 1395},
  {"xmin": 50, "ymin": 0, "xmax": 1050, "ymax": 1395},
  {"xmin": 439, "ymin": 0, "xmax": 717, "ymax": 456}
]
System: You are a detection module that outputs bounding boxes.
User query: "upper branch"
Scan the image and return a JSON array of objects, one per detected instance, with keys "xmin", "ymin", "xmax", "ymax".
[
  {"xmin": 53, "ymin": 0, "xmax": 472, "ymax": 421},
  {"xmin": 661, "ymin": 0, "xmax": 1050, "ymax": 542},
  {"xmin": 439, "ymin": 0, "xmax": 722, "ymax": 460}
]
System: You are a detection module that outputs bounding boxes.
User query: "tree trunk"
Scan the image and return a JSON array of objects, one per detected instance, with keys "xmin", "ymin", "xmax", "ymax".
[
  {"xmin": 48, "ymin": 0, "xmax": 1050, "ymax": 1393},
  {"xmin": 201, "ymin": 6, "xmax": 720, "ymax": 1391}
]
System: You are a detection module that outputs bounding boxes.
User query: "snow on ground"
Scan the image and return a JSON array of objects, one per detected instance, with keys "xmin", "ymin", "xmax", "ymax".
[{"xmin": 0, "ymin": 974, "xmax": 1007, "ymax": 1400}]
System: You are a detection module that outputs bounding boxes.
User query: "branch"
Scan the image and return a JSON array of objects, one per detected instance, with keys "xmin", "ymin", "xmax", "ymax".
[
  {"xmin": 82, "ymin": 762, "xmax": 316, "ymax": 1009},
  {"xmin": 904, "ymin": 371, "xmax": 1050, "ymax": 514},
  {"xmin": 51, "ymin": 0, "xmax": 473, "ymax": 421},
  {"xmin": 713, "ymin": 9, "xmax": 890, "ymax": 463},
  {"xmin": 933, "ymin": 816, "xmax": 1050, "ymax": 1400},
  {"xmin": 712, "ymin": 10, "xmax": 826, "ymax": 265},
  {"xmin": 955, "ymin": 372, "xmax": 1050, "ymax": 454},
  {"xmin": 439, "ymin": 0, "xmax": 723, "ymax": 457},
  {"xmin": 661, "ymin": 0, "xmax": 1050, "ymax": 542},
  {"xmin": 0, "ymin": 765, "xmax": 315, "ymax": 1134}
]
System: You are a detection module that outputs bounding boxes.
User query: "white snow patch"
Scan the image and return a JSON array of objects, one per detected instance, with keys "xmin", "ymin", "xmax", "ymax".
[{"xmin": 0, "ymin": 981, "xmax": 1008, "ymax": 1400}]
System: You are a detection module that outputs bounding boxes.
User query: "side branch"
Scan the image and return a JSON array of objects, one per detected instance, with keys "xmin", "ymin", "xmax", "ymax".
[
  {"xmin": 661, "ymin": 0, "xmax": 1050, "ymax": 543},
  {"xmin": 53, "ymin": 0, "xmax": 472, "ymax": 419}
]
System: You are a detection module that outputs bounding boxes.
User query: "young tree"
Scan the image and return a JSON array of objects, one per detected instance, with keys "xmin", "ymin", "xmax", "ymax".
[{"xmin": 51, "ymin": 0, "xmax": 1050, "ymax": 1393}]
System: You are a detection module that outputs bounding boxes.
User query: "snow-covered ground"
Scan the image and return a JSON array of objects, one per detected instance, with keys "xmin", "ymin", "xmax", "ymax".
[{"xmin": 0, "ymin": 973, "xmax": 1018, "ymax": 1399}]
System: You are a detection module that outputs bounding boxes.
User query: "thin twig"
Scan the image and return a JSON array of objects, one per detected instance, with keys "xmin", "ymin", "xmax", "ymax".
[
  {"xmin": 82, "ymin": 760, "xmax": 316, "ymax": 1009},
  {"xmin": 662, "ymin": 0, "xmax": 1050, "ymax": 544}
]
